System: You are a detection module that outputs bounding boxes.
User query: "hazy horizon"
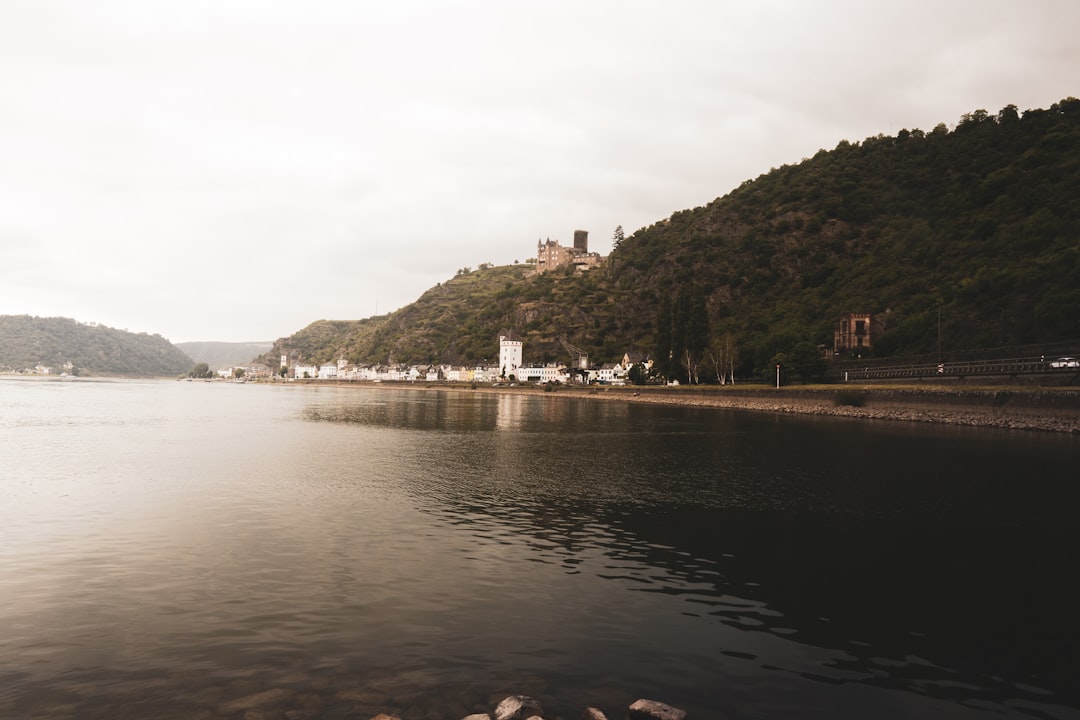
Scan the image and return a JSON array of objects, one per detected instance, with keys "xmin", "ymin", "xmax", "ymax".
[{"xmin": 3, "ymin": 1, "xmax": 1078, "ymax": 343}]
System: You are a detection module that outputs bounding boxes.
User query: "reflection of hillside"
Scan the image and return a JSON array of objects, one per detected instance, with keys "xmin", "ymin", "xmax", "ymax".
[
  {"xmin": 402, "ymin": 399, "xmax": 1079, "ymax": 714},
  {"xmin": 424, "ymin": 481, "xmax": 1077, "ymax": 713},
  {"xmin": 605, "ymin": 503, "xmax": 1079, "ymax": 710},
  {"xmin": 298, "ymin": 387, "xmax": 1079, "ymax": 714}
]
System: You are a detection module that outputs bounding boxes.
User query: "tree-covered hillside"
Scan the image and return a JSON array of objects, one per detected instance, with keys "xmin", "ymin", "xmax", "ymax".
[
  {"xmin": 0, "ymin": 315, "xmax": 194, "ymax": 376},
  {"xmin": 263, "ymin": 98, "xmax": 1080, "ymax": 380},
  {"xmin": 614, "ymin": 98, "xmax": 1080, "ymax": 373}
]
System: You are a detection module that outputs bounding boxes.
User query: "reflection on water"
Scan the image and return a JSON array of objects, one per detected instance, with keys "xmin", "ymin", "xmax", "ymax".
[{"xmin": 2, "ymin": 379, "xmax": 1079, "ymax": 720}]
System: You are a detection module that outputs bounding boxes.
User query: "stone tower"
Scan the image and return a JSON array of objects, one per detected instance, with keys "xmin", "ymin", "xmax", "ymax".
[
  {"xmin": 573, "ymin": 229, "xmax": 588, "ymax": 253},
  {"xmin": 499, "ymin": 332, "xmax": 522, "ymax": 379}
]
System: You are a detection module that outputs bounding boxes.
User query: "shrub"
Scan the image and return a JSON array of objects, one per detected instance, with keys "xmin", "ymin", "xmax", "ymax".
[{"xmin": 834, "ymin": 389, "xmax": 866, "ymax": 407}]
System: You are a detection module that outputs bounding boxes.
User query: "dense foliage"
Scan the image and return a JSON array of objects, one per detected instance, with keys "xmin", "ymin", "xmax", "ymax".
[
  {"xmin": 262, "ymin": 98, "xmax": 1080, "ymax": 380},
  {"xmin": 0, "ymin": 315, "xmax": 194, "ymax": 376}
]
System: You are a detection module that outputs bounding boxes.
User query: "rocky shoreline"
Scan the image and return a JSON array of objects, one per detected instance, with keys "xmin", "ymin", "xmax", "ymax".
[
  {"xmin": 462, "ymin": 694, "xmax": 684, "ymax": 720},
  {"xmin": 219, "ymin": 691, "xmax": 684, "ymax": 720}
]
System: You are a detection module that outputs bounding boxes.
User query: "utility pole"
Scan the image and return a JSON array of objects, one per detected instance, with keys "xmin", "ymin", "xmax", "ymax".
[{"xmin": 937, "ymin": 305, "xmax": 943, "ymax": 362}]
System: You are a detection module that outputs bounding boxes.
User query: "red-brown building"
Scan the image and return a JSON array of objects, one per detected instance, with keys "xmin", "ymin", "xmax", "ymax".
[{"xmin": 834, "ymin": 312, "xmax": 883, "ymax": 355}]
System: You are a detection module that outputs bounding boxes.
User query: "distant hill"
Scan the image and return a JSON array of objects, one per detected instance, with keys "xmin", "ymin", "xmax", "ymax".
[
  {"xmin": 176, "ymin": 341, "xmax": 273, "ymax": 371},
  {"xmin": 259, "ymin": 266, "xmax": 531, "ymax": 369},
  {"xmin": 0, "ymin": 315, "xmax": 194, "ymax": 376},
  {"xmin": 260, "ymin": 98, "xmax": 1080, "ymax": 381}
]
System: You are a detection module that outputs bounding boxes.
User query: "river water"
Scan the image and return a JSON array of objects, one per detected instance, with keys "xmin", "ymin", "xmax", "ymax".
[{"xmin": 1, "ymin": 377, "xmax": 1078, "ymax": 720}]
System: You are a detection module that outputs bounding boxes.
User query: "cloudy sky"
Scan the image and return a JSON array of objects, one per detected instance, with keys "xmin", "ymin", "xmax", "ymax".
[{"xmin": 2, "ymin": 1, "xmax": 1077, "ymax": 343}]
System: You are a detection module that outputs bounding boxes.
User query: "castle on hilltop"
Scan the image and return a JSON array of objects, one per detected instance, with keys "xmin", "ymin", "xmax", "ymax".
[{"xmin": 532, "ymin": 230, "xmax": 604, "ymax": 274}]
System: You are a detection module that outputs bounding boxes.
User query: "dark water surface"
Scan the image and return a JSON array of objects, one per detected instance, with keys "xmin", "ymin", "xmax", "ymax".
[{"xmin": 2, "ymin": 378, "xmax": 1078, "ymax": 720}]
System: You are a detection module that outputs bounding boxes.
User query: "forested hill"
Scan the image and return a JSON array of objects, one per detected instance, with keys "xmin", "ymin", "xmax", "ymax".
[
  {"xmin": 262, "ymin": 98, "xmax": 1080, "ymax": 379},
  {"xmin": 0, "ymin": 315, "xmax": 194, "ymax": 376}
]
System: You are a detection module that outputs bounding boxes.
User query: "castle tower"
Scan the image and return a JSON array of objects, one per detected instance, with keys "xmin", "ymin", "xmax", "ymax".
[
  {"xmin": 499, "ymin": 332, "xmax": 522, "ymax": 379},
  {"xmin": 573, "ymin": 229, "xmax": 588, "ymax": 253}
]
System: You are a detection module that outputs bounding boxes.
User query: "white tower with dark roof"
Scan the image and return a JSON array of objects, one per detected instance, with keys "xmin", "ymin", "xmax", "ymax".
[{"xmin": 499, "ymin": 333, "xmax": 522, "ymax": 379}]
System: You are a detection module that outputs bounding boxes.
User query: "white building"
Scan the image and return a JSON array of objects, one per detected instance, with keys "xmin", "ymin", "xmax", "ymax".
[
  {"xmin": 519, "ymin": 364, "xmax": 570, "ymax": 384},
  {"xmin": 596, "ymin": 363, "xmax": 620, "ymax": 383},
  {"xmin": 293, "ymin": 364, "xmax": 318, "ymax": 379},
  {"xmin": 499, "ymin": 333, "xmax": 522, "ymax": 379}
]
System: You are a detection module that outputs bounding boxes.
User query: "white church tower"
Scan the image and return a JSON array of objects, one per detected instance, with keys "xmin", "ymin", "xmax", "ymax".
[{"xmin": 499, "ymin": 332, "xmax": 522, "ymax": 379}]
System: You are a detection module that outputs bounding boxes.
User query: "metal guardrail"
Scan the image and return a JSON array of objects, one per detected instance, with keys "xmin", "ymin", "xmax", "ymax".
[{"xmin": 838, "ymin": 356, "xmax": 1079, "ymax": 381}]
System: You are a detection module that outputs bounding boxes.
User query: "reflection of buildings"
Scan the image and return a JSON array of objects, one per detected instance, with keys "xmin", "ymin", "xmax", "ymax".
[
  {"xmin": 495, "ymin": 392, "xmax": 525, "ymax": 431},
  {"xmin": 834, "ymin": 312, "xmax": 883, "ymax": 355}
]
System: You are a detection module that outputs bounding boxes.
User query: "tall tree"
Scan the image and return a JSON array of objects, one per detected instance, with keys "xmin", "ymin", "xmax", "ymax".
[
  {"xmin": 705, "ymin": 333, "xmax": 738, "ymax": 385},
  {"xmin": 788, "ymin": 341, "xmax": 827, "ymax": 383},
  {"xmin": 676, "ymin": 285, "xmax": 708, "ymax": 384},
  {"xmin": 654, "ymin": 294, "xmax": 674, "ymax": 379},
  {"xmin": 655, "ymin": 287, "xmax": 710, "ymax": 383}
]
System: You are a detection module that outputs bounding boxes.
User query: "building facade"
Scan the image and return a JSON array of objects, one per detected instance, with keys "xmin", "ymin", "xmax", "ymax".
[{"xmin": 834, "ymin": 312, "xmax": 883, "ymax": 355}]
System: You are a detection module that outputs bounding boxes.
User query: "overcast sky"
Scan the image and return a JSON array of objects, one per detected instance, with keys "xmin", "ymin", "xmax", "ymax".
[{"xmin": 2, "ymin": 1, "xmax": 1077, "ymax": 344}]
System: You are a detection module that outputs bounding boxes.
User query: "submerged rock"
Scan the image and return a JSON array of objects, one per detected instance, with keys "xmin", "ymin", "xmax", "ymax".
[
  {"xmin": 628, "ymin": 699, "xmax": 687, "ymax": 720},
  {"xmin": 218, "ymin": 688, "xmax": 293, "ymax": 714},
  {"xmin": 494, "ymin": 695, "xmax": 544, "ymax": 720}
]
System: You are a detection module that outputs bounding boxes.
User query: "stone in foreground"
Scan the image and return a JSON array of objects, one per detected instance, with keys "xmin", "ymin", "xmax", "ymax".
[
  {"xmin": 581, "ymin": 708, "xmax": 608, "ymax": 720},
  {"xmin": 628, "ymin": 698, "xmax": 687, "ymax": 720},
  {"xmin": 494, "ymin": 694, "xmax": 544, "ymax": 720}
]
